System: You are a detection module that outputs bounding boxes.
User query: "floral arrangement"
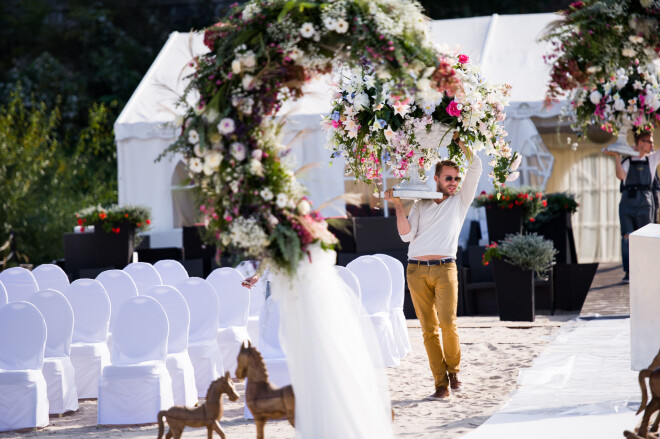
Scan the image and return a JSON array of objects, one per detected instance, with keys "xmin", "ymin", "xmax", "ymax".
[
  {"xmin": 163, "ymin": 0, "xmax": 517, "ymax": 275},
  {"xmin": 482, "ymin": 233, "xmax": 557, "ymax": 279},
  {"xmin": 541, "ymin": 0, "xmax": 660, "ymax": 105},
  {"xmin": 473, "ymin": 186, "xmax": 547, "ymax": 220},
  {"xmin": 324, "ymin": 49, "xmax": 514, "ymax": 189},
  {"xmin": 567, "ymin": 60, "xmax": 660, "ymax": 137},
  {"xmin": 525, "ymin": 192, "xmax": 579, "ymax": 230},
  {"xmin": 76, "ymin": 205, "xmax": 151, "ymax": 234}
]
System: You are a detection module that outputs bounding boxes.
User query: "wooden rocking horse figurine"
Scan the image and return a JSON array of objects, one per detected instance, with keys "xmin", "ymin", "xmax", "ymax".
[
  {"xmin": 236, "ymin": 341, "xmax": 295, "ymax": 439},
  {"xmin": 157, "ymin": 371, "xmax": 239, "ymax": 439},
  {"xmin": 625, "ymin": 349, "xmax": 660, "ymax": 439}
]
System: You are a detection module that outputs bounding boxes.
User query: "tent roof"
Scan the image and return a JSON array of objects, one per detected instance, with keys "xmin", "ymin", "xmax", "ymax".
[{"xmin": 115, "ymin": 12, "xmax": 559, "ymax": 141}]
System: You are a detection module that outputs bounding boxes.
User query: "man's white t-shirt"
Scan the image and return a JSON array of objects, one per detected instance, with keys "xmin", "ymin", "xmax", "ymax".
[
  {"xmin": 621, "ymin": 149, "xmax": 660, "ymax": 181},
  {"xmin": 399, "ymin": 156, "xmax": 482, "ymax": 259}
]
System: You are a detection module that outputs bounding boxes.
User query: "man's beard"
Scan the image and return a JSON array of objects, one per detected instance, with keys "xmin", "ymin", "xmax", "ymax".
[{"xmin": 436, "ymin": 183, "xmax": 453, "ymax": 198}]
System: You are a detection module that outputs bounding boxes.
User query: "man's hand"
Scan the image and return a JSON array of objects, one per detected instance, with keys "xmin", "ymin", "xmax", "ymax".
[
  {"xmin": 384, "ymin": 188, "xmax": 400, "ymax": 203},
  {"xmin": 603, "ymin": 150, "xmax": 620, "ymax": 159},
  {"xmin": 241, "ymin": 274, "xmax": 259, "ymax": 289}
]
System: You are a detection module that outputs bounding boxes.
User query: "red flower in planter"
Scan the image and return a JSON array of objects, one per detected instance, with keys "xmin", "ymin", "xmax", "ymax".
[
  {"xmin": 112, "ymin": 227, "xmax": 121, "ymax": 234},
  {"xmin": 99, "ymin": 212, "xmax": 107, "ymax": 220}
]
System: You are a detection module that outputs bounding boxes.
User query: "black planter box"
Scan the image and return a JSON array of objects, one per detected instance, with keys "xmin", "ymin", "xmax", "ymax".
[
  {"xmin": 553, "ymin": 263, "xmax": 599, "ymax": 311},
  {"xmin": 492, "ymin": 258, "xmax": 535, "ymax": 322},
  {"xmin": 485, "ymin": 206, "xmax": 523, "ymax": 244},
  {"xmin": 529, "ymin": 212, "xmax": 578, "ymax": 265}
]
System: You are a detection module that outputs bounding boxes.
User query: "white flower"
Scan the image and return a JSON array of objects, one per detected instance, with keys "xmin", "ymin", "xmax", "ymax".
[
  {"xmin": 622, "ymin": 47, "xmax": 637, "ymax": 57},
  {"xmin": 260, "ymin": 188, "xmax": 274, "ymax": 201},
  {"xmin": 506, "ymin": 171, "xmax": 520, "ymax": 182},
  {"xmin": 194, "ymin": 144, "xmax": 204, "ymax": 157},
  {"xmin": 231, "ymin": 59, "xmax": 242, "ymax": 74},
  {"xmin": 323, "ymin": 16, "xmax": 336, "ymax": 30},
  {"xmin": 218, "ymin": 118, "xmax": 235, "ymax": 134},
  {"xmin": 297, "ymin": 199, "xmax": 311, "ymax": 215},
  {"xmin": 242, "ymin": 74, "xmax": 255, "ymax": 90},
  {"xmin": 188, "ymin": 129, "xmax": 199, "ymax": 144},
  {"xmin": 252, "ymin": 149, "xmax": 263, "ymax": 160},
  {"xmin": 629, "ymin": 35, "xmax": 644, "ymax": 44},
  {"xmin": 300, "ymin": 22, "xmax": 315, "ymax": 38},
  {"xmin": 335, "ymin": 19, "xmax": 349, "ymax": 33},
  {"xmin": 616, "ymin": 75, "xmax": 629, "ymax": 90},
  {"xmin": 249, "ymin": 159, "xmax": 263, "ymax": 176},
  {"xmin": 613, "ymin": 98, "xmax": 626, "ymax": 111},
  {"xmin": 384, "ymin": 127, "xmax": 396, "ymax": 141},
  {"xmin": 242, "ymin": 53, "xmax": 256, "ymax": 69},
  {"xmin": 586, "ymin": 66, "xmax": 602, "ymax": 74},
  {"xmin": 353, "ymin": 92, "xmax": 370, "ymax": 111},
  {"xmin": 203, "ymin": 108, "xmax": 219, "ymax": 123},
  {"xmin": 188, "ymin": 157, "xmax": 203, "ymax": 173},
  {"xmin": 202, "ymin": 160, "xmax": 215, "ymax": 176},
  {"xmin": 589, "ymin": 90, "xmax": 603, "ymax": 105},
  {"xmin": 205, "ymin": 150, "xmax": 223, "ymax": 168},
  {"xmin": 289, "ymin": 47, "xmax": 303, "ymax": 60},
  {"xmin": 231, "ymin": 142, "xmax": 246, "ymax": 161},
  {"xmin": 276, "ymin": 193, "xmax": 289, "ymax": 209},
  {"xmin": 174, "ymin": 115, "xmax": 184, "ymax": 127},
  {"xmin": 510, "ymin": 155, "xmax": 522, "ymax": 171}
]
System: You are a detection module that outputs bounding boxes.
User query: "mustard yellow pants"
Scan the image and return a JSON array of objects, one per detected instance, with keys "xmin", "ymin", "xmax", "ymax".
[{"xmin": 406, "ymin": 262, "xmax": 460, "ymax": 388}]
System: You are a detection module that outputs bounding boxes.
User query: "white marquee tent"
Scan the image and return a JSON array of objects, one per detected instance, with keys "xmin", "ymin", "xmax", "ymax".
[{"xmin": 116, "ymin": 13, "xmax": 604, "ymax": 255}]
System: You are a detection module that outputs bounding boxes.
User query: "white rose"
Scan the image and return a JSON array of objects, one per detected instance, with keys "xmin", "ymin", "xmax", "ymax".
[
  {"xmin": 188, "ymin": 157, "xmax": 203, "ymax": 173},
  {"xmin": 589, "ymin": 90, "xmax": 603, "ymax": 105},
  {"xmin": 230, "ymin": 142, "xmax": 246, "ymax": 161},
  {"xmin": 335, "ymin": 19, "xmax": 348, "ymax": 33},
  {"xmin": 613, "ymin": 98, "xmax": 626, "ymax": 111},
  {"xmin": 205, "ymin": 150, "xmax": 223, "ymax": 168},
  {"xmin": 188, "ymin": 129, "xmax": 199, "ymax": 144},
  {"xmin": 231, "ymin": 59, "xmax": 242, "ymax": 74},
  {"xmin": 353, "ymin": 92, "xmax": 370, "ymax": 111},
  {"xmin": 217, "ymin": 118, "xmax": 235, "ymax": 135},
  {"xmin": 202, "ymin": 160, "xmax": 215, "ymax": 176},
  {"xmin": 242, "ymin": 54, "xmax": 256, "ymax": 69},
  {"xmin": 194, "ymin": 144, "xmax": 204, "ymax": 157},
  {"xmin": 622, "ymin": 47, "xmax": 637, "ymax": 57},
  {"xmin": 417, "ymin": 78, "xmax": 431, "ymax": 91},
  {"xmin": 300, "ymin": 22, "xmax": 315, "ymax": 38},
  {"xmin": 506, "ymin": 171, "xmax": 520, "ymax": 182},
  {"xmin": 297, "ymin": 199, "xmax": 311, "ymax": 215},
  {"xmin": 242, "ymin": 74, "xmax": 255, "ymax": 90},
  {"xmin": 249, "ymin": 159, "xmax": 263, "ymax": 176}
]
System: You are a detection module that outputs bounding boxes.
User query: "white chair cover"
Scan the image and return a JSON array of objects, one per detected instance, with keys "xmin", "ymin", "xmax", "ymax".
[
  {"xmin": 0, "ymin": 281, "xmax": 7, "ymax": 307},
  {"xmin": 335, "ymin": 266, "xmax": 362, "ymax": 304},
  {"xmin": 175, "ymin": 277, "xmax": 223, "ymax": 397},
  {"xmin": 244, "ymin": 296, "xmax": 290, "ymax": 420},
  {"xmin": 98, "ymin": 296, "xmax": 173, "ymax": 425},
  {"xmin": 374, "ymin": 254, "xmax": 412, "ymax": 358},
  {"xmin": 64, "ymin": 279, "xmax": 111, "ymax": 398},
  {"xmin": 123, "ymin": 262, "xmax": 163, "ymax": 294},
  {"xmin": 32, "ymin": 264, "xmax": 70, "ymax": 294},
  {"xmin": 0, "ymin": 301, "xmax": 49, "ymax": 431},
  {"xmin": 96, "ymin": 269, "xmax": 139, "ymax": 333},
  {"xmin": 207, "ymin": 267, "xmax": 250, "ymax": 378},
  {"xmin": 28, "ymin": 290, "xmax": 78, "ymax": 414},
  {"xmin": 154, "ymin": 259, "xmax": 189, "ymax": 286},
  {"xmin": 347, "ymin": 256, "xmax": 400, "ymax": 367},
  {"xmin": 0, "ymin": 267, "xmax": 39, "ymax": 303},
  {"xmin": 236, "ymin": 260, "xmax": 266, "ymax": 348},
  {"xmin": 144, "ymin": 285, "xmax": 197, "ymax": 406}
]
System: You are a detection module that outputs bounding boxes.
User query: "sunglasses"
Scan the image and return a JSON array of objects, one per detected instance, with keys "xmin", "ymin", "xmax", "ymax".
[{"xmin": 442, "ymin": 176, "xmax": 462, "ymax": 183}]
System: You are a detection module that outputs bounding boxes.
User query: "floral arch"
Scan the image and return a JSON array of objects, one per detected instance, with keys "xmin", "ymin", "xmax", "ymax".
[{"xmin": 165, "ymin": 0, "xmax": 517, "ymax": 274}]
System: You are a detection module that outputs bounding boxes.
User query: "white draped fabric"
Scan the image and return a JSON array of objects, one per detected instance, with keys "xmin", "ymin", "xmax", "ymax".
[
  {"xmin": 96, "ymin": 270, "xmax": 139, "ymax": 332},
  {"xmin": 374, "ymin": 254, "xmax": 412, "ymax": 358},
  {"xmin": 0, "ymin": 281, "xmax": 7, "ymax": 307},
  {"xmin": 123, "ymin": 262, "xmax": 163, "ymax": 294},
  {"xmin": 0, "ymin": 267, "xmax": 39, "ymax": 303},
  {"xmin": 32, "ymin": 264, "xmax": 70, "ymax": 294},
  {"xmin": 154, "ymin": 259, "xmax": 190, "ymax": 286},
  {"xmin": 271, "ymin": 246, "xmax": 393, "ymax": 439}
]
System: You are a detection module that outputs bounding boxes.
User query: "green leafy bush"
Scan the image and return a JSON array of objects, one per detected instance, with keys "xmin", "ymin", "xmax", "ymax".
[{"xmin": 482, "ymin": 233, "xmax": 557, "ymax": 279}]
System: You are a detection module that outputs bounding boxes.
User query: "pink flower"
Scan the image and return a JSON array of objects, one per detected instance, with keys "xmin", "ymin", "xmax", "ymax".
[
  {"xmin": 446, "ymin": 100, "xmax": 462, "ymax": 117},
  {"xmin": 458, "ymin": 54, "xmax": 470, "ymax": 64}
]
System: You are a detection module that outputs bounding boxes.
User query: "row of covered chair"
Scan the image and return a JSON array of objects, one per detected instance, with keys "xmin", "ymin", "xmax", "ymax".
[{"xmin": 0, "ymin": 260, "xmax": 265, "ymax": 430}]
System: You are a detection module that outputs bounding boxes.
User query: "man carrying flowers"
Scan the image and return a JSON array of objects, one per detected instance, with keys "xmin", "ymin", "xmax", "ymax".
[{"xmin": 385, "ymin": 133, "xmax": 481, "ymax": 400}]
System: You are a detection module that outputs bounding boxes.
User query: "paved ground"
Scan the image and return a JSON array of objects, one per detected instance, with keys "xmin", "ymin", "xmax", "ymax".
[{"xmin": 579, "ymin": 262, "xmax": 630, "ymax": 317}]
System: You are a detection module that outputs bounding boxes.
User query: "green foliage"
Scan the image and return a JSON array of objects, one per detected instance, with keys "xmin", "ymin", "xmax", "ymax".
[
  {"xmin": 0, "ymin": 88, "xmax": 117, "ymax": 265},
  {"xmin": 483, "ymin": 233, "xmax": 557, "ymax": 279},
  {"xmin": 473, "ymin": 186, "xmax": 547, "ymax": 220}
]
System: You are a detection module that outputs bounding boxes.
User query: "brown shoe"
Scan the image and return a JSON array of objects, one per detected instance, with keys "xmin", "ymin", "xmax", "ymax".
[
  {"xmin": 427, "ymin": 385, "xmax": 450, "ymax": 400},
  {"xmin": 448, "ymin": 373, "xmax": 462, "ymax": 391}
]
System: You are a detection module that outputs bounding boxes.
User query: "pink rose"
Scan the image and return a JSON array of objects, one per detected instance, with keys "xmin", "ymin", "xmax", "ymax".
[
  {"xmin": 446, "ymin": 100, "xmax": 462, "ymax": 117},
  {"xmin": 458, "ymin": 54, "xmax": 470, "ymax": 64}
]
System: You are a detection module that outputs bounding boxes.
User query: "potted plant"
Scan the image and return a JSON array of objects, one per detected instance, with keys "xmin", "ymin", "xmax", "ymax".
[
  {"xmin": 525, "ymin": 192, "xmax": 579, "ymax": 264},
  {"xmin": 483, "ymin": 233, "xmax": 557, "ymax": 322},
  {"xmin": 75, "ymin": 205, "xmax": 151, "ymax": 268},
  {"xmin": 474, "ymin": 187, "xmax": 547, "ymax": 244}
]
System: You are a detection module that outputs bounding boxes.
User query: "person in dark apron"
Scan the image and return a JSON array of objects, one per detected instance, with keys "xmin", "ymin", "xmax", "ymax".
[{"xmin": 606, "ymin": 130, "xmax": 658, "ymax": 283}]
